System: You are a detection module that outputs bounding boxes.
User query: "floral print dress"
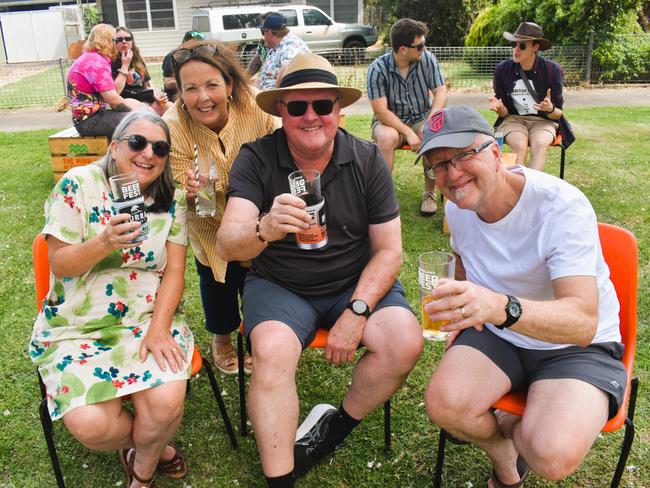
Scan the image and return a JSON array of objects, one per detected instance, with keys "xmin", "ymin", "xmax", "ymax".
[{"xmin": 29, "ymin": 164, "xmax": 193, "ymax": 420}]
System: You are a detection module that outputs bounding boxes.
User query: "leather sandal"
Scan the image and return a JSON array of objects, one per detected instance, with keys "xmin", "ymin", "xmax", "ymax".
[
  {"xmin": 243, "ymin": 351, "xmax": 253, "ymax": 375},
  {"xmin": 156, "ymin": 443, "xmax": 188, "ymax": 479},
  {"xmin": 212, "ymin": 338, "xmax": 239, "ymax": 374},
  {"xmin": 117, "ymin": 448, "xmax": 156, "ymax": 487},
  {"xmin": 487, "ymin": 455, "xmax": 529, "ymax": 488}
]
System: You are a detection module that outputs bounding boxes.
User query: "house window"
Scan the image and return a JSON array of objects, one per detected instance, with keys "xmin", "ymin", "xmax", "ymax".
[{"xmin": 123, "ymin": 0, "xmax": 175, "ymax": 31}]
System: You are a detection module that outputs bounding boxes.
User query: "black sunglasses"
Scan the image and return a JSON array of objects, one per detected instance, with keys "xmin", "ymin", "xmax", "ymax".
[
  {"xmin": 114, "ymin": 36, "xmax": 133, "ymax": 43},
  {"xmin": 406, "ymin": 41, "xmax": 425, "ymax": 52},
  {"xmin": 172, "ymin": 44, "xmax": 217, "ymax": 64},
  {"xmin": 511, "ymin": 42, "xmax": 528, "ymax": 50},
  {"xmin": 119, "ymin": 134, "xmax": 171, "ymax": 157},
  {"xmin": 281, "ymin": 98, "xmax": 339, "ymax": 117}
]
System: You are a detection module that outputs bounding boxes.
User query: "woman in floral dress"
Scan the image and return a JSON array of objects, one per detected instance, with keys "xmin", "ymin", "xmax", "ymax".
[{"xmin": 30, "ymin": 110, "xmax": 192, "ymax": 488}]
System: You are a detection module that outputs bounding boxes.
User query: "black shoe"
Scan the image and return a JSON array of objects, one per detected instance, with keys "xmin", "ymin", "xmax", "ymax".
[{"xmin": 293, "ymin": 404, "xmax": 341, "ymax": 478}]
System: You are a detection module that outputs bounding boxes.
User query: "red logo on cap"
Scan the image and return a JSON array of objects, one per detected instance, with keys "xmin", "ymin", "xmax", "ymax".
[{"xmin": 430, "ymin": 111, "xmax": 444, "ymax": 132}]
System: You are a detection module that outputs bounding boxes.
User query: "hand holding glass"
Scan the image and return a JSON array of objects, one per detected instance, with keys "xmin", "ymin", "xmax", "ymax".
[
  {"xmin": 418, "ymin": 251, "xmax": 456, "ymax": 341},
  {"xmin": 196, "ymin": 157, "xmax": 217, "ymax": 218}
]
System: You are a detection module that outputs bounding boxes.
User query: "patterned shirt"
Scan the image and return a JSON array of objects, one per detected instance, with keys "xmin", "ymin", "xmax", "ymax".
[
  {"xmin": 367, "ymin": 50, "xmax": 445, "ymax": 124},
  {"xmin": 256, "ymin": 34, "xmax": 310, "ymax": 90},
  {"xmin": 67, "ymin": 51, "xmax": 115, "ymax": 123}
]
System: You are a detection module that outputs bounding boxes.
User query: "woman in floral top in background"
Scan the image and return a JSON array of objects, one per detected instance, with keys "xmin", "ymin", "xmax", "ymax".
[
  {"xmin": 30, "ymin": 111, "xmax": 191, "ymax": 488},
  {"xmin": 67, "ymin": 24, "xmax": 148, "ymax": 137}
]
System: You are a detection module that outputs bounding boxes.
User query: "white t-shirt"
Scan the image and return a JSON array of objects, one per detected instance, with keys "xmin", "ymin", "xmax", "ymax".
[{"xmin": 447, "ymin": 165, "xmax": 620, "ymax": 350}]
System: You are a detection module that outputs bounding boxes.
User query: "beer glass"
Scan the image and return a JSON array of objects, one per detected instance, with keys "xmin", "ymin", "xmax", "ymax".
[
  {"xmin": 288, "ymin": 169, "xmax": 328, "ymax": 250},
  {"xmin": 418, "ymin": 251, "xmax": 455, "ymax": 341},
  {"xmin": 196, "ymin": 157, "xmax": 217, "ymax": 217},
  {"xmin": 109, "ymin": 172, "xmax": 149, "ymax": 242}
]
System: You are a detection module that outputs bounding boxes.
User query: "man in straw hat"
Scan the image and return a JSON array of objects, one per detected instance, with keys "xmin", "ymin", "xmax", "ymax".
[
  {"xmin": 489, "ymin": 22, "xmax": 574, "ymax": 170},
  {"xmin": 217, "ymin": 53, "xmax": 423, "ymax": 487},
  {"xmin": 419, "ymin": 106, "xmax": 625, "ymax": 486}
]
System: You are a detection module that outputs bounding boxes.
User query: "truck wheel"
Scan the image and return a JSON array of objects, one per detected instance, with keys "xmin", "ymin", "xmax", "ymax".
[{"xmin": 342, "ymin": 40, "xmax": 365, "ymax": 65}]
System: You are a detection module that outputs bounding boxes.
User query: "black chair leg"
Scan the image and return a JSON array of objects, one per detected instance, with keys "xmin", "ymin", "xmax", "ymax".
[
  {"xmin": 237, "ymin": 332, "xmax": 248, "ymax": 437},
  {"xmin": 610, "ymin": 377, "xmax": 639, "ymax": 488},
  {"xmin": 383, "ymin": 399, "xmax": 391, "ymax": 450},
  {"xmin": 39, "ymin": 399, "xmax": 65, "ymax": 488},
  {"xmin": 201, "ymin": 357, "xmax": 238, "ymax": 449},
  {"xmin": 433, "ymin": 429, "xmax": 447, "ymax": 488},
  {"xmin": 559, "ymin": 146, "xmax": 566, "ymax": 180}
]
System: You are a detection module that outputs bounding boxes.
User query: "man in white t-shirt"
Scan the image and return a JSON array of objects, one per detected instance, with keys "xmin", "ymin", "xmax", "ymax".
[{"xmin": 417, "ymin": 106, "xmax": 626, "ymax": 486}]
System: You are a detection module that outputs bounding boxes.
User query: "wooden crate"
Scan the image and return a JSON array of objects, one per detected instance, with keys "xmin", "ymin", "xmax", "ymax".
[{"xmin": 49, "ymin": 127, "xmax": 109, "ymax": 181}]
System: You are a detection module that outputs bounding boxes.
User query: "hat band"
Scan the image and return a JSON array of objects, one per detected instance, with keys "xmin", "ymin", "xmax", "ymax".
[{"xmin": 279, "ymin": 69, "xmax": 338, "ymax": 89}]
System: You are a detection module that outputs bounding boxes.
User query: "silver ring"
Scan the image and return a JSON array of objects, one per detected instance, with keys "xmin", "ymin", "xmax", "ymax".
[{"xmin": 459, "ymin": 306, "xmax": 467, "ymax": 319}]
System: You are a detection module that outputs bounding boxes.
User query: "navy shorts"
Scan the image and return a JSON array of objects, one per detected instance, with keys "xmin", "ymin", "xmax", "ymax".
[
  {"xmin": 453, "ymin": 327, "xmax": 627, "ymax": 419},
  {"xmin": 242, "ymin": 276, "xmax": 413, "ymax": 349}
]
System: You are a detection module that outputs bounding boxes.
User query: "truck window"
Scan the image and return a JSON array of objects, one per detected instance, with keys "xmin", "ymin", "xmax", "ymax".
[
  {"xmin": 223, "ymin": 13, "xmax": 262, "ymax": 30},
  {"xmin": 303, "ymin": 9, "xmax": 330, "ymax": 26},
  {"xmin": 277, "ymin": 9, "xmax": 298, "ymax": 27}
]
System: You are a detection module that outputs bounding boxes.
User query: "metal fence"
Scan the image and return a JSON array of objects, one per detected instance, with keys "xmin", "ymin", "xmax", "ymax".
[{"xmin": 0, "ymin": 41, "xmax": 648, "ymax": 110}]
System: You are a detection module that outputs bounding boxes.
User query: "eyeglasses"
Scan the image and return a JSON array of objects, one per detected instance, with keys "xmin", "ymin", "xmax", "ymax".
[
  {"xmin": 511, "ymin": 42, "xmax": 528, "ymax": 50},
  {"xmin": 114, "ymin": 36, "xmax": 133, "ymax": 43},
  {"xmin": 406, "ymin": 41, "xmax": 425, "ymax": 52},
  {"xmin": 424, "ymin": 139, "xmax": 494, "ymax": 178},
  {"xmin": 172, "ymin": 44, "xmax": 217, "ymax": 64},
  {"xmin": 119, "ymin": 134, "xmax": 171, "ymax": 157},
  {"xmin": 280, "ymin": 98, "xmax": 339, "ymax": 117}
]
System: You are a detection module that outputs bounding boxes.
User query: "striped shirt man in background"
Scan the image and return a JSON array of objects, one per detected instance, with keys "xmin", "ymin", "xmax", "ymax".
[{"xmin": 367, "ymin": 18, "xmax": 447, "ymax": 216}]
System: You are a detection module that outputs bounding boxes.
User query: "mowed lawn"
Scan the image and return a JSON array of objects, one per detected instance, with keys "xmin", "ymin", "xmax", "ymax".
[{"xmin": 0, "ymin": 107, "xmax": 648, "ymax": 487}]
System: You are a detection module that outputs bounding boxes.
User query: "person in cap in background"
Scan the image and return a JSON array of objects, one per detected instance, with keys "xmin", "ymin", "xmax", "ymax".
[
  {"xmin": 489, "ymin": 22, "xmax": 574, "ymax": 170},
  {"xmin": 217, "ymin": 53, "xmax": 422, "ymax": 487},
  {"xmin": 161, "ymin": 30, "xmax": 206, "ymax": 101},
  {"xmin": 367, "ymin": 18, "xmax": 447, "ymax": 216},
  {"xmin": 255, "ymin": 11, "xmax": 310, "ymax": 90},
  {"xmin": 420, "ymin": 106, "xmax": 626, "ymax": 487}
]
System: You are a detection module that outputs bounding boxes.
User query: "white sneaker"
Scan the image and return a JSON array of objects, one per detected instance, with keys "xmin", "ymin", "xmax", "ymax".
[{"xmin": 420, "ymin": 191, "xmax": 437, "ymax": 216}]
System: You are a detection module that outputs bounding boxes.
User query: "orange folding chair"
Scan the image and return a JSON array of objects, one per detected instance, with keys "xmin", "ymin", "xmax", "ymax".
[
  {"xmin": 33, "ymin": 234, "xmax": 237, "ymax": 488},
  {"xmin": 236, "ymin": 325, "xmax": 392, "ymax": 449},
  {"xmin": 433, "ymin": 223, "xmax": 639, "ymax": 488},
  {"xmin": 551, "ymin": 133, "xmax": 567, "ymax": 180}
]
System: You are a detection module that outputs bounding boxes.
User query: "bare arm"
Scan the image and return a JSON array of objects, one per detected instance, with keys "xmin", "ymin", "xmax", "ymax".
[
  {"xmin": 325, "ymin": 217, "xmax": 404, "ymax": 364},
  {"xmin": 100, "ymin": 89, "xmax": 143, "ymax": 111},
  {"xmin": 430, "ymin": 84, "xmax": 448, "ymax": 112},
  {"xmin": 139, "ymin": 241, "xmax": 188, "ymax": 373},
  {"xmin": 370, "ymin": 96, "xmax": 422, "ymax": 148},
  {"xmin": 47, "ymin": 213, "xmax": 142, "ymax": 278},
  {"xmin": 427, "ymin": 274, "xmax": 599, "ymax": 347},
  {"xmin": 216, "ymin": 194, "xmax": 311, "ymax": 261}
]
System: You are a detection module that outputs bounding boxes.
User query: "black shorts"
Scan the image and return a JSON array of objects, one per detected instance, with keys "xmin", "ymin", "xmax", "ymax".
[
  {"xmin": 242, "ymin": 276, "xmax": 413, "ymax": 349},
  {"xmin": 453, "ymin": 327, "xmax": 627, "ymax": 419}
]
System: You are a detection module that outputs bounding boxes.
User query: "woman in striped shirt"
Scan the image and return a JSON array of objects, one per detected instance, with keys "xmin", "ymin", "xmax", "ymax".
[{"xmin": 163, "ymin": 40, "xmax": 275, "ymax": 374}]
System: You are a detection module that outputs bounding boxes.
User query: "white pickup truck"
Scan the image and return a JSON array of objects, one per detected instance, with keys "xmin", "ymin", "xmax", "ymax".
[{"xmin": 191, "ymin": 3, "xmax": 378, "ymax": 60}]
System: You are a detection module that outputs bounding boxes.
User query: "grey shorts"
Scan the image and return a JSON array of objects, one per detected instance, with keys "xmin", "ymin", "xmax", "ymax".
[
  {"xmin": 371, "ymin": 117, "xmax": 427, "ymax": 147},
  {"xmin": 453, "ymin": 327, "xmax": 627, "ymax": 419},
  {"xmin": 242, "ymin": 276, "xmax": 413, "ymax": 349}
]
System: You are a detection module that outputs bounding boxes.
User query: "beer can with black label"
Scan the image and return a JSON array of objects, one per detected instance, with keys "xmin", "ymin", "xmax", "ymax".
[{"xmin": 114, "ymin": 196, "xmax": 150, "ymax": 243}]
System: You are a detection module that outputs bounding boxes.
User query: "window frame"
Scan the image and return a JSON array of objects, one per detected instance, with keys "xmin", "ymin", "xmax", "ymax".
[{"xmin": 118, "ymin": 0, "xmax": 178, "ymax": 32}]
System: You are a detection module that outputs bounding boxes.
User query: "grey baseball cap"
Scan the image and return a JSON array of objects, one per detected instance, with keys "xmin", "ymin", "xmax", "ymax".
[{"xmin": 416, "ymin": 106, "xmax": 494, "ymax": 161}]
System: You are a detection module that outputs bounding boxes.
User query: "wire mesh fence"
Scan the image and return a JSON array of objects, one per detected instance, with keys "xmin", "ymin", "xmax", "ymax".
[{"xmin": 0, "ymin": 41, "xmax": 648, "ymax": 110}]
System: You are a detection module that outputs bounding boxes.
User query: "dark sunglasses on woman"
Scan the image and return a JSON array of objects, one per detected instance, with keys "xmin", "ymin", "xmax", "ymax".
[
  {"xmin": 119, "ymin": 134, "xmax": 171, "ymax": 157},
  {"xmin": 114, "ymin": 36, "xmax": 133, "ymax": 43},
  {"xmin": 172, "ymin": 44, "xmax": 217, "ymax": 64},
  {"xmin": 511, "ymin": 42, "xmax": 528, "ymax": 50},
  {"xmin": 280, "ymin": 99, "xmax": 339, "ymax": 117}
]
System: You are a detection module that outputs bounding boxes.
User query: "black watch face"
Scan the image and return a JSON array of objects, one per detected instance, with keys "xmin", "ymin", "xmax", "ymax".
[{"xmin": 351, "ymin": 300, "xmax": 368, "ymax": 315}]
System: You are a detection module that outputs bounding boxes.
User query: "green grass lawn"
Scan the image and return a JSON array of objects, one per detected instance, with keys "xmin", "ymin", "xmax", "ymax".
[{"xmin": 0, "ymin": 108, "xmax": 648, "ymax": 487}]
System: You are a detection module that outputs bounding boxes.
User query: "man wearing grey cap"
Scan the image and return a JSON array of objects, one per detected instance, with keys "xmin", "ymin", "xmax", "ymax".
[
  {"xmin": 255, "ymin": 11, "xmax": 310, "ymax": 90},
  {"xmin": 420, "ymin": 106, "xmax": 626, "ymax": 486},
  {"xmin": 488, "ymin": 22, "xmax": 574, "ymax": 171}
]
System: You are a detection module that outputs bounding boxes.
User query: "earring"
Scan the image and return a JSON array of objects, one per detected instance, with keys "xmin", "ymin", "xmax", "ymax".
[{"xmin": 227, "ymin": 95, "xmax": 233, "ymax": 104}]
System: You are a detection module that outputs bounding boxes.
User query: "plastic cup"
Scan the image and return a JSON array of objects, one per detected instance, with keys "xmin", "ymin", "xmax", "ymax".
[{"xmin": 196, "ymin": 157, "xmax": 217, "ymax": 218}]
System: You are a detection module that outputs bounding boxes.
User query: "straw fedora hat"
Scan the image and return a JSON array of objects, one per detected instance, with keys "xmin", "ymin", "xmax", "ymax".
[
  {"xmin": 503, "ymin": 22, "xmax": 552, "ymax": 51},
  {"xmin": 255, "ymin": 53, "xmax": 362, "ymax": 116}
]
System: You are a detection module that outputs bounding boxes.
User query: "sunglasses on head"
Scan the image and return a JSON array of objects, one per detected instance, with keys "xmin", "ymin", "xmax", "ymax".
[
  {"xmin": 406, "ymin": 41, "xmax": 425, "ymax": 52},
  {"xmin": 280, "ymin": 98, "xmax": 339, "ymax": 117},
  {"xmin": 114, "ymin": 36, "xmax": 133, "ymax": 43},
  {"xmin": 172, "ymin": 44, "xmax": 217, "ymax": 64},
  {"xmin": 119, "ymin": 134, "xmax": 171, "ymax": 157},
  {"xmin": 511, "ymin": 42, "xmax": 528, "ymax": 50}
]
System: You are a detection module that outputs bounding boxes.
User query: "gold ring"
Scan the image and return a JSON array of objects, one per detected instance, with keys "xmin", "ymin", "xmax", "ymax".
[{"xmin": 459, "ymin": 306, "xmax": 466, "ymax": 319}]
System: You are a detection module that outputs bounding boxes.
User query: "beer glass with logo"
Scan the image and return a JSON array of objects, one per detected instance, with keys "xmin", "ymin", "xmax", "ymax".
[
  {"xmin": 288, "ymin": 169, "xmax": 328, "ymax": 250},
  {"xmin": 418, "ymin": 251, "xmax": 455, "ymax": 341},
  {"xmin": 109, "ymin": 172, "xmax": 150, "ymax": 243}
]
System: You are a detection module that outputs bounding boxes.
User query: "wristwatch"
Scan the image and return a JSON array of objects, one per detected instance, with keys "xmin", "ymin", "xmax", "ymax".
[
  {"xmin": 347, "ymin": 299, "xmax": 371, "ymax": 318},
  {"xmin": 495, "ymin": 295, "xmax": 522, "ymax": 329}
]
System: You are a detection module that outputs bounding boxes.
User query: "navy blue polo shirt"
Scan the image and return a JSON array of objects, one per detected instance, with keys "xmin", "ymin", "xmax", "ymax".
[{"xmin": 228, "ymin": 128, "xmax": 399, "ymax": 296}]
